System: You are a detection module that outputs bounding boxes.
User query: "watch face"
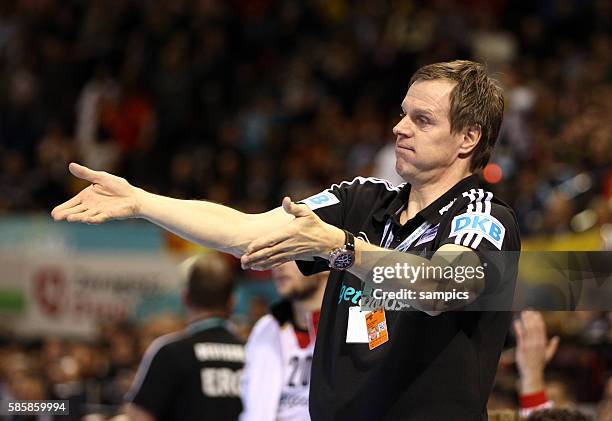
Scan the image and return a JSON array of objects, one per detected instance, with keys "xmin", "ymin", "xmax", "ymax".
[{"xmin": 332, "ymin": 252, "xmax": 354, "ymax": 269}]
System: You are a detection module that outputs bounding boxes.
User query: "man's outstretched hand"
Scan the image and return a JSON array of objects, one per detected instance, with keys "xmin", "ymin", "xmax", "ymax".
[
  {"xmin": 240, "ymin": 197, "xmax": 344, "ymax": 270},
  {"xmin": 51, "ymin": 163, "xmax": 141, "ymax": 224}
]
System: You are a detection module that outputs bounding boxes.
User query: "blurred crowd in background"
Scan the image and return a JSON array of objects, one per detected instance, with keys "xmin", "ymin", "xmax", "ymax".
[
  {"xmin": 0, "ymin": 0, "xmax": 611, "ymax": 419},
  {"xmin": 0, "ymin": 316, "xmax": 185, "ymax": 419},
  {"xmin": 0, "ymin": 0, "xmax": 610, "ymax": 234},
  {"xmin": 1, "ymin": 309, "xmax": 611, "ymax": 419}
]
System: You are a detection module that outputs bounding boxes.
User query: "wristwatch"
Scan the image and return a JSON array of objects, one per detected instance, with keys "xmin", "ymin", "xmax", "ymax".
[{"xmin": 328, "ymin": 230, "xmax": 355, "ymax": 270}]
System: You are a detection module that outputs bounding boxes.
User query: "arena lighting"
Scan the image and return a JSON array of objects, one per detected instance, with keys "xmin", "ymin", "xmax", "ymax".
[
  {"xmin": 483, "ymin": 163, "xmax": 503, "ymax": 184},
  {"xmin": 557, "ymin": 172, "xmax": 593, "ymax": 199},
  {"xmin": 601, "ymin": 224, "xmax": 612, "ymax": 250},
  {"xmin": 570, "ymin": 209, "xmax": 597, "ymax": 232}
]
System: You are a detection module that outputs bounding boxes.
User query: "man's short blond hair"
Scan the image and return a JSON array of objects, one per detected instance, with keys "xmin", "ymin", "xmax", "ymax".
[{"xmin": 410, "ymin": 60, "xmax": 504, "ymax": 171}]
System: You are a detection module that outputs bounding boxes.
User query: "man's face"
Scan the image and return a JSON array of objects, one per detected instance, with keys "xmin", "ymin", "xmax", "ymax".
[
  {"xmin": 393, "ymin": 79, "xmax": 465, "ymax": 182},
  {"xmin": 272, "ymin": 262, "xmax": 319, "ymax": 300}
]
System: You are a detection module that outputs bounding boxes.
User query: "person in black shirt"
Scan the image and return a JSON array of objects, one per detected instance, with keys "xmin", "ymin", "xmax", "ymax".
[
  {"xmin": 53, "ymin": 60, "xmax": 520, "ymax": 420},
  {"xmin": 125, "ymin": 254, "xmax": 244, "ymax": 421}
]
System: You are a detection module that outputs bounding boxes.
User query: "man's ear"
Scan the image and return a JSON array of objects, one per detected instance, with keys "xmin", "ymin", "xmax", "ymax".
[{"xmin": 459, "ymin": 124, "xmax": 482, "ymax": 155}]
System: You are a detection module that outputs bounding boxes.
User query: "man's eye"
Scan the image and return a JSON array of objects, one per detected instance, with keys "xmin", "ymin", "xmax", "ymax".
[{"xmin": 417, "ymin": 116, "xmax": 429, "ymax": 125}]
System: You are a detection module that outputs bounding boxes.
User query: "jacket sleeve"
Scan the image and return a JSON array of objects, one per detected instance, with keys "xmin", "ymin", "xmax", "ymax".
[{"xmin": 296, "ymin": 176, "xmax": 399, "ymax": 275}]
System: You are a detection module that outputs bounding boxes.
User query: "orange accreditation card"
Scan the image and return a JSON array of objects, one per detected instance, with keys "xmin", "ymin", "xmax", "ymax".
[{"xmin": 365, "ymin": 308, "xmax": 389, "ymax": 350}]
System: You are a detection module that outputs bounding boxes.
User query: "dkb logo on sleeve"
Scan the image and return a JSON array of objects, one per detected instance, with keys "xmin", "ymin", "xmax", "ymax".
[
  {"xmin": 449, "ymin": 212, "xmax": 505, "ymax": 249},
  {"xmin": 301, "ymin": 191, "xmax": 340, "ymax": 210}
]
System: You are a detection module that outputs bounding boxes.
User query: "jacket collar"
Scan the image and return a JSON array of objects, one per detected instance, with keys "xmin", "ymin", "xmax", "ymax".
[{"xmin": 373, "ymin": 174, "xmax": 479, "ymax": 226}]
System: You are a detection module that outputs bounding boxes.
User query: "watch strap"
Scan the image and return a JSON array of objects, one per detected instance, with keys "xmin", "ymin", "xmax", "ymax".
[{"xmin": 344, "ymin": 230, "xmax": 355, "ymax": 251}]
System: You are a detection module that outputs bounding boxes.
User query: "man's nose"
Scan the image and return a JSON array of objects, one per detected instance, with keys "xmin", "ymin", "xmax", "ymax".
[{"xmin": 393, "ymin": 117, "xmax": 413, "ymax": 137}]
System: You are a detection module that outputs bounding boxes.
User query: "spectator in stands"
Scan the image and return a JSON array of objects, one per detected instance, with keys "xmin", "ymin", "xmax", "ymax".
[
  {"xmin": 514, "ymin": 310, "xmax": 560, "ymax": 417},
  {"xmin": 125, "ymin": 254, "xmax": 244, "ymax": 421},
  {"xmin": 597, "ymin": 375, "xmax": 612, "ymax": 421},
  {"xmin": 526, "ymin": 408, "xmax": 593, "ymax": 421}
]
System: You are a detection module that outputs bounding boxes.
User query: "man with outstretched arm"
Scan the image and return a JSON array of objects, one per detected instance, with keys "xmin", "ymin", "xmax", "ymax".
[{"xmin": 53, "ymin": 60, "xmax": 520, "ymax": 420}]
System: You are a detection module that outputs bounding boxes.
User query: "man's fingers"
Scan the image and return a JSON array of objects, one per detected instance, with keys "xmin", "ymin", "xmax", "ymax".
[
  {"xmin": 241, "ymin": 245, "xmax": 281, "ymax": 269},
  {"xmin": 545, "ymin": 336, "xmax": 560, "ymax": 362},
  {"xmin": 516, "ymin": 311, "xmax": 554, "ymax": 354},
  {"xmin": 521, "ymin": 311, "xmax": 540, "ymax": 335},
  {"xmin": 245, "ymin": 231, "xmax": 290, "ymax": 255},
  {"xmin": 69, "ymin": 162, "xmax": 101, "ymax": 184},
  {"xmin": 51, "ymin": 196, "xmax": 82, "ymax": 220},
  {"xmin": 65, "ymin": 205, "xmax": 102, "ymax": 222},
  {"xmin": 529, "ymin": 311, "xmax": 545, "ymax": 332},
  {"xmin": 241, "ymin": 240, "xmax": 299, "ymax": 269},
  {"xmin": 524, "ymin": 311, "xmax": 547, "ymax": 347},
  {"xmin": 513, "ymin": 319, "xmax": 524, "ymax": 347},
  {"xmin": 84, "ymin": 212, "xmax": 108, "ymax": 225},
  {"xmin": 249, "ymin": 253, "xmax": 294, "ymax": 271},
  {"xmin": 57, "ymin": 203, "xmax": 89, "ymax": 219},
  {"xmin": 66, "ymin": 208, "xmax": 103, "ymax": 224},
  {"xmin": 282, "ymin": 197, "xmax": 311, "ymax": 218},
  {"xmin": 79, "ymin": 208, "xmax": 101, "ymax": 219},
  {"xmin": 66, "ymin": 212, "xmax": 89, "ymax": 223}
]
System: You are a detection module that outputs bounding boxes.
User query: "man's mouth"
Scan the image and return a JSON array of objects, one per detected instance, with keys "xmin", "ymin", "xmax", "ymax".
[{"xmin": 396, "ymin": 144, "xmax": 415, "ymax": 152}]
